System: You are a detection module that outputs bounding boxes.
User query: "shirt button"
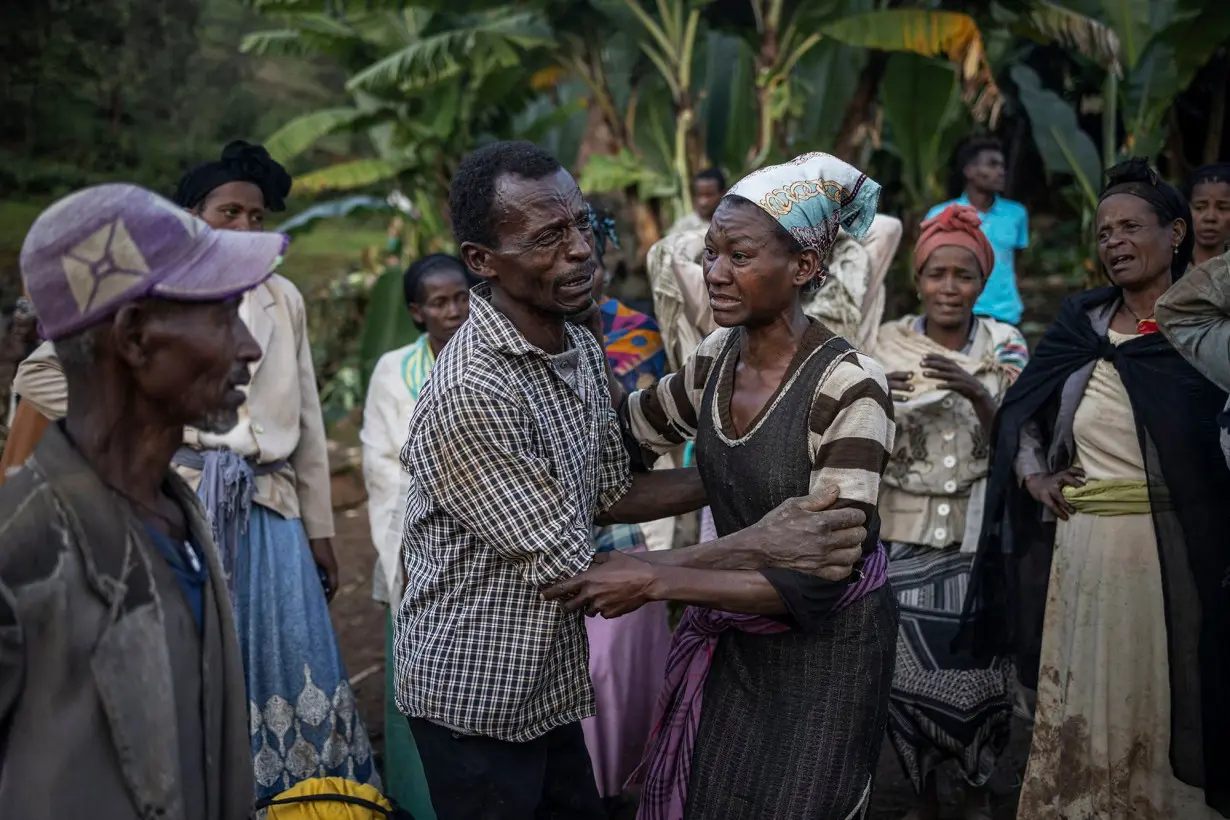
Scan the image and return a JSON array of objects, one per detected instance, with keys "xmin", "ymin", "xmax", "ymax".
[
  {"xmin": 934, "ymin": 527, "xmax": 948, "ymax": 541},
  {"xmin": 942, "ymin": 431, "xmax": 956, "ymax": 442},
  {"xmin": 253, "ymin": 423, "xmax": 265, "ymax": 435},
  {"xmin": 937, "ymin": 503, "xmax": 951, "ymax": 516},
  {"xmin": 943, "ymin": 480, "xmax": 958, "ymax": 493},
  {"xmin": 943, "ymin": 455, "xmax": 957, "ymax": 468}
]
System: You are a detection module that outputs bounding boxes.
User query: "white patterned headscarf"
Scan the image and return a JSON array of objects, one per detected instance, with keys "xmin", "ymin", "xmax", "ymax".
[{"xmin": 726, "ymin": 152, "xmax": 881, "ymax": 286}]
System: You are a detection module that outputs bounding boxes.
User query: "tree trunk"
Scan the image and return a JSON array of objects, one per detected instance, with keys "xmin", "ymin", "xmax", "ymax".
[
  {"xmin": 575, "ymin": 102, "xmax": 621, "ymax": 172},
  {"xmin": 1203, "ymin": 59, "xmax": 1228, "ymax": 164},
  {"xmin": 748, "ymin": 6, "xmax": 781, "ymax": 167},
  {"xmin": 631, "ymin": 195, "xmax": 663, "ymax": 266},
  {"xmin": 832, "ymin": 54, "xmax": 887, "ymax": 164}
]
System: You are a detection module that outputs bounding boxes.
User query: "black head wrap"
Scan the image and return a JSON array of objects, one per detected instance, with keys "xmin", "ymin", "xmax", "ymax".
[
  {"xmin": 173, "ymin": 140, "xmax": 293, "ymax": 213},
  {"xmin": 1186, "ymin": 162, "xmax": 1230, "ymax": 197},
  {"xmin": 1099, "ymin": 157, "xmax": 1193, "ymax": 278}
]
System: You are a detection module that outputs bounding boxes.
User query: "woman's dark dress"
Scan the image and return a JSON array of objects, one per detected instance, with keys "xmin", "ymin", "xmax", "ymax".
[{"xmin": 683, "ymin": 329, "xmax": 898, "ymax": 820}]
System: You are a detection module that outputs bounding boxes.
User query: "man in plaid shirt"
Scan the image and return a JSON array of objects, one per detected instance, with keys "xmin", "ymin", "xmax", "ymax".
[{"xmin": 395, "ymin": 141, "xmax": 870, "ymax": 818}]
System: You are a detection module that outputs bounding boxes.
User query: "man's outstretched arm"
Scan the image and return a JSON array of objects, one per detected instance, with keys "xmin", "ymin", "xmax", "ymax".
[{"xmin": 596, "ymin": 467, "xmax": 706, "ymax": 525}]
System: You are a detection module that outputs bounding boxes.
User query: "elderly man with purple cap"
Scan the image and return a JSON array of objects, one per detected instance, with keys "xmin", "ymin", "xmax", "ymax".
[{"xmin": 0, "ymin": 183, "xmax": 284, "ymax": 820}]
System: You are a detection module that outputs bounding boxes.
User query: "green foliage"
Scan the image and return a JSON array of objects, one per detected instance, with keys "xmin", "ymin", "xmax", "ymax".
[
  {"xmin": 579, "ymin": 149, "xmax": 676, "ymax": 199},
  {"xmin": 1010, "ymin": 62, "xmax": 1103, "ymax": 276},
  {"xmin": 1016, "ymin": 0, "xmax": 1230, "ymax": 165},
  {"xmin": 345, "ymin": 9, "xmax": 553, "ymax": 94},
  {"xmin": 1, "ymin": 0, "xmax": 333, "ymax": 197},
  {"xmin": 294, "ymin": 158, "xmax": 411, "ymax": 192},
  {"xmin": 1010, "ymin": 64, "xmax": 1103, "ymax": 207},
  {"xmin": 244, "ymin": 3, "xmax": 558, "ymax": 202},
  {"xmin": 359, "ymin": 269, "xmax": 420, "ymax": 393},
  {"xmin": 879, "ymin": 53, "xmax": 965, "ymax": 211},
  {"xmin": 264, "ymin": 108, "xmax": 371, "ymax": 162},
  {"xmin": 1015, "ymin": 1, "xmax": 1122, "ymax": 76},
  {"xmin": 305, "ymin": 271, "xmax": 369, "ymax": 424}
]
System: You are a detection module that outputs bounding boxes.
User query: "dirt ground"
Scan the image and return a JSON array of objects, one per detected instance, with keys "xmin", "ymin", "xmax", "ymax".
[{"xmin": 327, "ymin": 473, "xmax": 1031, "ymax": 819}]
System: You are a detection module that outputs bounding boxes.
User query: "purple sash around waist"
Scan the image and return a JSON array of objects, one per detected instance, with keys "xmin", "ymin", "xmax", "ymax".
[{"xmin": 629, "ymin": 542, "xmax": 888, "ymax": 820}]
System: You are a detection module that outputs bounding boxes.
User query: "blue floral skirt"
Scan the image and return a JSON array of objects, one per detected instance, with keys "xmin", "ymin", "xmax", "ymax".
[{"xmin": 235, "ymin": 506, "xmax": 380, "ymax": 799}]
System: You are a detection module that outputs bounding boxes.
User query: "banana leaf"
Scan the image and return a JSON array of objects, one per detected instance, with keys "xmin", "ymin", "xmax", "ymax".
[
  {"xmin": 879, "ymin": 52, "xmax": 961, "ymax": 210},
  {"xmin": 359, "ymin": 268, "xmax": 420, "ymax": 394},
  {"xmin": 275, "ymin": 195, "xmax": 391, "ymax": 234},
  {"xmin": 1010, "ymin": 64, "xmax": 1103, "ymax": 208}
]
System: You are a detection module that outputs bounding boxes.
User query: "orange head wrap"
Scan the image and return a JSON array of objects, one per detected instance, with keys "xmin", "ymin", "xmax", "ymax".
[{"xmin": 913, "ymin": 204, "xmax": 995, "ymax": 278}]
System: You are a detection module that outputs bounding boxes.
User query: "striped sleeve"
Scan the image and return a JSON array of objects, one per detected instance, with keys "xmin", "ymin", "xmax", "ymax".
[
  {"xmin": 624, "ymin": 329, "xmax": 733, "ymax": 455},
  {"xmin": 993, "ymin": 325, "xmax": 1030, "ymax": 384},
  {"xmin": 806, "ymin": 352, "xmax": 895, "ymax": 520}
]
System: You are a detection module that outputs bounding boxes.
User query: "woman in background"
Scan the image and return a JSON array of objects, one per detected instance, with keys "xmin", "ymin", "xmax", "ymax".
[
  {"xmin": 580, "ymin": 204, "xmax": 674, "ymax": 813},
  {"xmin": 963, "ymin": 159, "xmax": 1230, "ymax": 818},
  {"xmin": 873, "ymin": 205, "xmax": 1028, "ymax": 820},
  {"xmin": 1187, "ymin": 163, "xmax": 1230, "ymax": 267},
  {"xmin": 361, "ymin": 253, "xmax": 477, "ymax": 820}
]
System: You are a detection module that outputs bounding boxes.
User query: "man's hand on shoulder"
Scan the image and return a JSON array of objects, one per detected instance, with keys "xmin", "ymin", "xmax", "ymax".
[{"xmin": 749, "ymin": 486, "xmax": 867, "ymax": 581}]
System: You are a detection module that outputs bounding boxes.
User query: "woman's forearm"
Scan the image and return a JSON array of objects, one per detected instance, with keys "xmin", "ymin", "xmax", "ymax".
[
  {"xmin": 637, "ymin": 532, "xmax": 763, "ymax": 570},
  {"xmin": 597, "ymin": 468, "xmax": 707, "ymax": 525},
  {"xmin": 649, "ymin": 565, "xmax": 788, "ymax": 615}
]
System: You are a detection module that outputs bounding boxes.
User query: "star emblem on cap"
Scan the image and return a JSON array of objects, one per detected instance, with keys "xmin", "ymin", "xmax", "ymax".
[{"xmin": 61, "ymin": 218, "xmax": 151, "ymax": 312}]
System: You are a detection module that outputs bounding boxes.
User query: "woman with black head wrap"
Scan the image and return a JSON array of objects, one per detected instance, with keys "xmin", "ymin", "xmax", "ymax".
[
  {"xmin": 173, "ymin": 140, "xmax": 293, "ymax": 229},
  {"xmin": 959, "ymin": 159, "xmax": 1230, "ymax": 817},
  {"xmin": 1186, "ymin": 162, "xmax": 1230, "ymax": 267}
]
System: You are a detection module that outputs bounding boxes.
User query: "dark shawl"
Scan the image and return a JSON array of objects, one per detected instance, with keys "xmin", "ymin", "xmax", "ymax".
[{"xmin": 958, "ymin": 285, "xmax": 1230, "ymax": 815}]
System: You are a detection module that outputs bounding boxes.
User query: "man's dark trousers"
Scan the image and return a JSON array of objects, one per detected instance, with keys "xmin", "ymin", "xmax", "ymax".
[{"xmin": 408, "ymin": 717, "xmax": 605, "ymax": 819}]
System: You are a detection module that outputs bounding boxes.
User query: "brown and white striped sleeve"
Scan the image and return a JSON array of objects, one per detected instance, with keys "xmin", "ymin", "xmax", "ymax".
[
  {"xmin": 624, "ymin": 328, "xmax": 736, "ymax": 455},
  {"xmin": 806, "ymin": 351, "xmax": 896, "ymax": 521}
]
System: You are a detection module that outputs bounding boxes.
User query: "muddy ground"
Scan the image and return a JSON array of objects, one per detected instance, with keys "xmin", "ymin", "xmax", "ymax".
[{"xmin": 327, "ymin": 472, "xmax": 1031, "ymax": 819}]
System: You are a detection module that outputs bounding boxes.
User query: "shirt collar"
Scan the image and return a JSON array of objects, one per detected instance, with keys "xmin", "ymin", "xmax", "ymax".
[
  {"xmin": 912, "ymin": 314, "xmax": 980, "ymax": 354},
  {"xmin": 956, "ymin": 192, "xmax": 999, "ymax": 214},
  {"xmin": 467, "ymin": 282, "xmax": 583, "ymax": 359}
]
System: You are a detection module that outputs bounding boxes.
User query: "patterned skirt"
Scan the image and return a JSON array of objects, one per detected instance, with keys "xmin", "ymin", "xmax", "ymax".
[
  {"xmin": 237, "ymin": 506, "xmax": 381, "ymax": 799},
  {"xmin": 885, "ymin": 541, "xmax": 1012, "ymax": 792}
]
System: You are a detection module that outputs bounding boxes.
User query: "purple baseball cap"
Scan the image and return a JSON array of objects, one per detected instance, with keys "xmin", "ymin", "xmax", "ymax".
[{"xmin": 20, "ymin": 183, "xmax": 289, "ymax": 341}]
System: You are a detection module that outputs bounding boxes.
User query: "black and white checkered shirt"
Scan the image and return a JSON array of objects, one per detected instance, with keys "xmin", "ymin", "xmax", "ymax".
[{"xmin": 393, "ymin": 284, "xmax": 632, "ymax": 742}]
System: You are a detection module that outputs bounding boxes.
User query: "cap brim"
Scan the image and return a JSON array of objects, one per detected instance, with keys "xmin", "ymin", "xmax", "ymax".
[{"xmin": 149, "ymin": 230, "xmax": 288, "ymax": 302}]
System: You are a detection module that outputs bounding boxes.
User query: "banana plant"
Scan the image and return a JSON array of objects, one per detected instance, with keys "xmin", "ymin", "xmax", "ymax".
[
  {"xmin": 614, "ymin": 0, "xmax": 704, "ymax": 215},
  {"xmin": 1010, "ymin": 63, "xmax": 1103, "ymax": 208},
  {"xmin": 244, "ymin": 4, "xmax": 555, "ymax": 194},
  {"xmin": 1006, "ymin": 0, "xmax": 1230, "ymax": 170},
  {"xmin": 878, "ymin": 52, "xmax": 970, "ymax": 213},
  {"xmin": 818, "ymin": 8, "xmax": 1006, "ymax": 126}
]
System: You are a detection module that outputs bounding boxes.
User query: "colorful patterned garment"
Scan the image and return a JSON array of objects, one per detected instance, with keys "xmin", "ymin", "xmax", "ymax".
[
  {"xmin": 600, "ymin": 296, "xmax": 667, "ymax": 394},
  {"xmin": 400, "ymin": 334, "xmax": 434, "ymax": 401},
  {"xmin": 725, "ymin": 151, "xmax": 881, "ymax": 288}
]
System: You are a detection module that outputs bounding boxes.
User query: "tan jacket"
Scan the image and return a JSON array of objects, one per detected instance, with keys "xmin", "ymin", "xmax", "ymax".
[
  {"xmin": 11, "ymin": 275, "xmax": 334, "ymax": 538},
  {"xmin": 0, "ymin": 424, "xmax": 252, "ymax": 820},
  {"xmin": 872, "ymin": 316, "xmax": 1027, "ymax": 548}
]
